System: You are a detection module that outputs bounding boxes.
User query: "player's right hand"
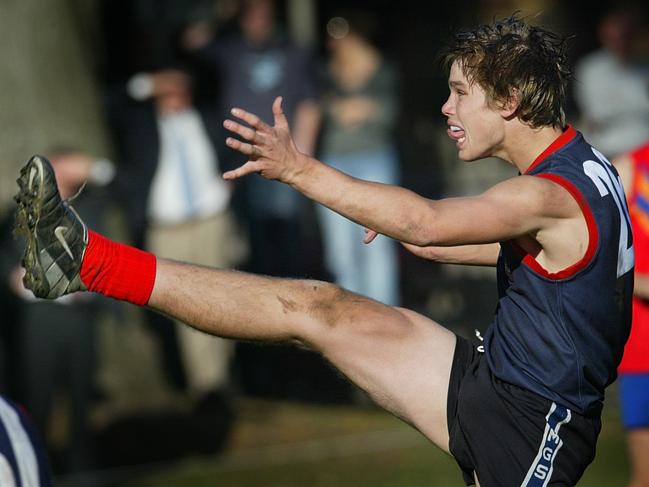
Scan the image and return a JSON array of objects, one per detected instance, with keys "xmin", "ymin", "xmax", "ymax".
[{"xmin": 223, "ymin": 96, "xmax": 311, "ymax": 186}]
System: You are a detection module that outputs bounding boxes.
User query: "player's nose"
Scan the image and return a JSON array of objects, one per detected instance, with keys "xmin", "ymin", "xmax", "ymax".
[{"xmin": 441, "ymin": 95, "xmax": 454, "ymax": 117}]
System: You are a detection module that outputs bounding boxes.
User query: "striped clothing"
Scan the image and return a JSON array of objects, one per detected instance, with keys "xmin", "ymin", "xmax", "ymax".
[{"xmin": 0, "ymin": 396, "xmax": 51, "ymax": 486}]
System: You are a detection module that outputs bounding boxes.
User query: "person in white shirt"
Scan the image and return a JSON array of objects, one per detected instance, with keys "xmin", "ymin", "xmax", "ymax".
[
  {"xmin": 574, "ymin": 7, "xmax": 649, "ymax": 159},
  {"xmin": 121, "ymin": 69, "xmax": 247, "ymax": 408}
]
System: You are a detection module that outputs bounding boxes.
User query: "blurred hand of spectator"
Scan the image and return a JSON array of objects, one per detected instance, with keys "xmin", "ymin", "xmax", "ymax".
[
  {"xmin": 182, "ymin": 21, "xmax": 215, "ymax": 51},
  {"xmin": 331, "ymin": 96, "xmax": 379, "ymax": 129},
  {"xmin": 181, "ymin": 0, "xmax": 238, "ymax": 52},
  {"xmin": 50, "ymin": 152, "xmax": 95, "ymax": 199},
  {"xmin": 128, "ymin": 70, "xmax": 193, "ymax": 114}
]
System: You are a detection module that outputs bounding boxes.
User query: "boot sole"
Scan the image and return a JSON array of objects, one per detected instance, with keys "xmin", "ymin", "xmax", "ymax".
[{"xmin": 14, "ymin": 156, "xmax": 49, "ymax": 296}]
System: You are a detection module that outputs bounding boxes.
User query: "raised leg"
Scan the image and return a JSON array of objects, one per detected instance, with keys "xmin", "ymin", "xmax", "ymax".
[
  {"xmin": 149, "ymin": 259, "xmax": 457, "ymax": 451},
  {"xmin": 15, "ymin": 154, "xmax": 458, "ymax": 452}
]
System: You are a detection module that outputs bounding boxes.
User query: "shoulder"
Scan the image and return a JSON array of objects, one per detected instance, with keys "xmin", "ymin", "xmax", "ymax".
[
  {"xmin": 576, "ymin": 49, "xmax": 608, "ymax": 67},
  {"xmin": 487, "ymin": 174, "xmax": 564, "ymax": 195},
  {"xmin": 575, "ymin": 50, "xmax": 612, "ymax": 77},
  {"xmin": 613, "ymin": 153, "xmax": 634, "ymax": 193}
]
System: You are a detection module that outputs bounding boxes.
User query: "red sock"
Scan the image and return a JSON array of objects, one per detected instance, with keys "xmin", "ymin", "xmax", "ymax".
[{"xmin": 80, "ymin": 230, "xmax": 157, "ymax": 306}]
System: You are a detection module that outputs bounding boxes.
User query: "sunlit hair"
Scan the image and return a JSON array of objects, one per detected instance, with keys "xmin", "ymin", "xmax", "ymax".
[{"xmin": 440, "ymin": 14, "xmax": 570, "ymax": 128}]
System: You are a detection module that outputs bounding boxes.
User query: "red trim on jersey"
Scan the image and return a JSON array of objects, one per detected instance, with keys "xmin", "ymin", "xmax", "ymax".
[
  {"xmin": 513, "ymin": 174, "xmax": 599, "ymax": 280},
  {"xmin": 524, "ymin": 125, "xmax": 577, "ymax": 175}
]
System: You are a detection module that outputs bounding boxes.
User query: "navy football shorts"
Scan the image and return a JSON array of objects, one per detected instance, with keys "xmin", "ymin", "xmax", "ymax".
[
  {"xmin": 447, "ymin": 336, "xmax": 601, "ymax": 487},
  {"xmin": 618, "ymin": 373, "xmax": 649, "ymax": 429}
]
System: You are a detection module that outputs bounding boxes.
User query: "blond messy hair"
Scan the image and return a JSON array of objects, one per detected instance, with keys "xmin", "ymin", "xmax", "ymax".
[{"xmin": 441, "ymin": 14, "xmax": 570, "ymax": 128}]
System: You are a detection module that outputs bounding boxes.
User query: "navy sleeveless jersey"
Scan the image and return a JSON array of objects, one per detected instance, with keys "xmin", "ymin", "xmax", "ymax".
[
  {"xmin": 0, "ymin": 396, "xmax": 51, "ymax": 486},
  {"xmin": 484, "ymin": 126, "xmax": 634, "ymax": 415}
]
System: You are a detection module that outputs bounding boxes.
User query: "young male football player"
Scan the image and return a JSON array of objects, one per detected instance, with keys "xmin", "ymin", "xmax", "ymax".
[{"xmin": 15, "ymin": 15, "xmax": 632, "ymax": 486}]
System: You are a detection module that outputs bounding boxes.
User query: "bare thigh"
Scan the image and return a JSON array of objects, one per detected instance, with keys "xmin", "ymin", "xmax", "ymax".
[{"xmin": 301, "ymin": 293, "xmax": 457, "ymax": 452}]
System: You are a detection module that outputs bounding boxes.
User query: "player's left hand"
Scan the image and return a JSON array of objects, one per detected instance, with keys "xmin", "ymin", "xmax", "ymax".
[
  {"xmin": 223, "ymin": 96, "xmax": 308, "ymax": 184},
  {"xmin": 363, "ymin": 228, "xmax": 379, "ymax": 244}
]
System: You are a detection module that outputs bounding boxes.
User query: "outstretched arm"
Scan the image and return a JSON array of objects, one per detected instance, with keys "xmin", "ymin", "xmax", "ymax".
[
  {"xmin": 363, "ymin": 229, "xmax": 499, "ymax": 266},
  {"xmin": 223, "ymin": 98, "xmax": 436, "ymax": 245},
  {"xmin": 223, "ymin": 97, "xmax": 567, "ymax": 247}
]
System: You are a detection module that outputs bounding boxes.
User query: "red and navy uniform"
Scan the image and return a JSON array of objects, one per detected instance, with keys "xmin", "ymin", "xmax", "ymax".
[
  {"xmin": 447, "ymin": 127, "xmax": 632, "ymax": 486},
  {"xmin": 618, "ymin": 142, "xmax": 649, "ymax": 429},
  {"xmin": 485, "ymin": 126, "xmax": 634, "ymax": 416}
]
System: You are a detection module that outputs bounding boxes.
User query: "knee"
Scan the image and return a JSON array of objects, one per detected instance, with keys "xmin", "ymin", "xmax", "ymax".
[
  {"xmin": 286, "ymin": 280, "xmax": 353, "ymax": 343},
  {"xmin": 298, "ymin": 280, "xmax": 350, "ymax": 328},
  {"xmin": 305, "ymin": 281, "xmax": 371, "ymax": 329},
  {"xmin": 297, "ymin": 280, "xmax": 405, "ymax": 344},
  {"xmin": 277, "ymin": 280, "xmax": 333, "ymax": 338}
]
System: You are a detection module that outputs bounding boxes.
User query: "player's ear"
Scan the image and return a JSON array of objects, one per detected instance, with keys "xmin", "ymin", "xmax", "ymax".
[{"xmin": 499, "ymin": 88, "xmax": 520, "ymax": 120}]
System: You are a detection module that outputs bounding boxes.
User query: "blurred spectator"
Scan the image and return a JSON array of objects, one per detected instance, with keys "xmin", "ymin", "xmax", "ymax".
[
  {"xmin": 0, "ymin": 394, "xmax": 53, "ymax": 486},
  {"xmin": 317, "ymin": 12, "xmax": 400, "ymax": 305},
  {"xmin": 4, "ymin": 149, "xmax": 113, "ymax": 473},
  {"xmin": 574, "ymin": 7, "xmax": 649, "ymax": 158},
  {"xmin": 108, "ymin": 68, "xmax": 246, "ymax": 415},
  {"xmin": 614, "ymin": 142, "xmax": 649, "ymax": 487},
  {"xmin": 184, "ymin": 0, "xmax": 321, "ymax": 278}
]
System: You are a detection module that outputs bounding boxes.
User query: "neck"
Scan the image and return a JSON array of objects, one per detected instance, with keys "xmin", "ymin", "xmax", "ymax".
[{"xmin": 498, "ymin": 122, "xmax": 564, "ymax": 174}]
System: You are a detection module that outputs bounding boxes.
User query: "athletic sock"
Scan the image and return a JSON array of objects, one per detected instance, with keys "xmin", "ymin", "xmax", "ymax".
[{"xmin": 80, "ymin": 230, "xmax": 157, "ymax": 306}]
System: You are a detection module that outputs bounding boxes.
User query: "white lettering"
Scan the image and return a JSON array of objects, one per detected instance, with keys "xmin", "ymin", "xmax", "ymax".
[
  {"xmin": 583, "ymin": 148, "xmax": 634, "ymax": 277},
  {"xmin": 547, "ymin": 429, "xmax": 560, "ymax": 444},
  {"xmin": 542, "ymin": 447, "xmax": 553, "ymax": 461},
  {"xmin": 534, "ymin": 464, "xmax": 549, "ymax": 479}
]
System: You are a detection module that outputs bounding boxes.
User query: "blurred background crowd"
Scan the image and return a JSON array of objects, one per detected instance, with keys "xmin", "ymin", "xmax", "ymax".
[{"xmin": 0, "ymin": 0, "xmax": 648, "ymax": 485}]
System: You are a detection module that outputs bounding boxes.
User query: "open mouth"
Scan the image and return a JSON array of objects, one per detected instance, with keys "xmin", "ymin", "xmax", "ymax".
[{"xmin": 447, "ymin": 125, "xmax": 466, "ymax": 145}]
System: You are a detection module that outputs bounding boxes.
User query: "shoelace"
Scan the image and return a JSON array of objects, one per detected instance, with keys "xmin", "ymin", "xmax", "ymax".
[{"xmin": 66, "ymin": 180, "xmax": 87, "ymax": 203}]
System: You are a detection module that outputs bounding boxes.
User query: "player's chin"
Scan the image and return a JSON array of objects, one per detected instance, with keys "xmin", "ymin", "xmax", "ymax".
[
  {"xmin": 457, "ymin": 149, "xmax": 479, "ymax": 162},
  {"xmin": 457, "ymin": 144, "xmax": 488, "ymax": 162}
]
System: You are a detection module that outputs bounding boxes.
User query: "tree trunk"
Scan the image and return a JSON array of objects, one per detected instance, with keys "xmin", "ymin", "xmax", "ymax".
[{"xmin": 0, "ymin": 0, "xmax": 110, "ymax": 215}]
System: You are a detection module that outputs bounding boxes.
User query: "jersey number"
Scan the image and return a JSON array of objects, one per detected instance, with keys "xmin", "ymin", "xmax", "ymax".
[{"xmin": 583, "ymin": 147, "xmax": 634, "ymax": 278}]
